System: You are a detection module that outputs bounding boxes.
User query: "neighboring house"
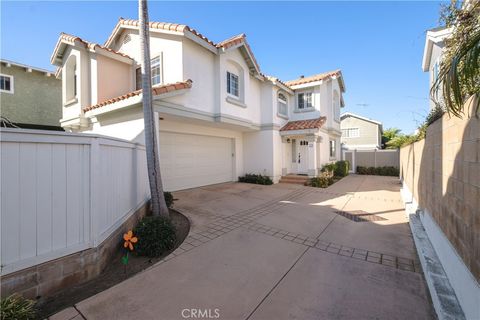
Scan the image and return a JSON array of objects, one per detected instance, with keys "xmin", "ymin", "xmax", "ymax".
[
  {"xmin": 421, "ymin": 27, "xmax": 452, "ymax": 110},
  {"xmin": 0, "ymin": 59, "xmax": 62, "ymax": 130},
  {"xmin": 340, "ymin": 112, "xmax": 382, "ymax": 150},
  {"xmin": 50, "ymin": 18, "xmax": 346, "ymax": 190}
]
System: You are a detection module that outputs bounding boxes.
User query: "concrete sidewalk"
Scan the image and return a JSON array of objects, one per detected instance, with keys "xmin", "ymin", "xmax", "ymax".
[{"xmin": 52, "ymin": 175, "xmax": 434, "ymax": 320}]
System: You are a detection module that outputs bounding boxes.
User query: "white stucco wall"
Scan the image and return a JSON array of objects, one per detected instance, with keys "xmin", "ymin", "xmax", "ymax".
[
  {"xmin": 61, "ymin": 47, "xmax": 89, "ymax": 121},
  {"xmin": 243, "ymin": 130, "xmax": 274, "ymax": 178},
  {"xmin": 114, "ymin": 30, "xmax": 184, "ymax": 85}
]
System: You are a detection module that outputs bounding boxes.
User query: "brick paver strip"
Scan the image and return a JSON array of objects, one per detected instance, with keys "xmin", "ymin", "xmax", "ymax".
[
  {"xmin": 165, "ymin": 187, "xmax": 420, "ymax": 275},
  {"xmin": 242, "ymin": 221, "xmax": 420, "ymax": 274}
]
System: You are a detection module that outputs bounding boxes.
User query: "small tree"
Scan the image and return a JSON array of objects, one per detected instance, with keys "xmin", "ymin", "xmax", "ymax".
[
  {"xmin": 431, "ymin": 0, "xmax": 479, "ymax": 117},
  {"xmin": 382, "ymin": 128, "xmax": 402, "ymax": 149},
  {"xmin": 139, "ymin": 0, "xmax": 169, "ymax": 217}
]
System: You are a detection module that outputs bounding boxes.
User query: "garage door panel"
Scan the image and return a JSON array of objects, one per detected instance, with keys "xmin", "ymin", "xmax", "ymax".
[{"xmin": 159, "ymin": 132, "xmax": 234, "ymax": 191}]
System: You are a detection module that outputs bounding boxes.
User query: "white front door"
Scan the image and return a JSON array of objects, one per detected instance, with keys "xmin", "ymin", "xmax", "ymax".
[
  {"xmin": 159, "ymin": 132, "xmax": 234, "ymax": 191},
  {"xmin": 297, "ymin": 139, "xmax": 309, "ymax": 174}
]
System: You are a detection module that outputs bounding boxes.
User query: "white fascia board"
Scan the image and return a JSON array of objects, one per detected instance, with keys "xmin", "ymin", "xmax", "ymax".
[
  {"xmin": 279, "ymin": 128, "xmax": 319, "ymax": 136},
  {"xmin": 340, "ymin": 112, "xmax": 382, "ymax": 126},
  {"xmin": 289, "ymin": 80, "xmax": 323, "ymax": 90},
  {"xmin": 422, "ymin": 27, "xmax": 453, "ymax": 71},
  {"xmin": 86, "ymin": 87, "xmax": 190, "ymax": 117},
  {"xmin": 184, "ymin": 31, "xmax": 218, "ymax": 54},
  {"xmin": 85, "ymin": 95, "xmax": 143, "ymax": 117},
  {"xmin": 92, "ymin": 47, "xmax": 133, "ymax": 65}
]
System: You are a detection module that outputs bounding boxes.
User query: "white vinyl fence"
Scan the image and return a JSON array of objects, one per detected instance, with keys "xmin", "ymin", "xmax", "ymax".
[
  {"xmin": 342, "ymin": 149, "xmax": 399, "ymax": 173},
  {"xmin": 1, "ymin": 129, "xmax": 149, "ymax": 275}
]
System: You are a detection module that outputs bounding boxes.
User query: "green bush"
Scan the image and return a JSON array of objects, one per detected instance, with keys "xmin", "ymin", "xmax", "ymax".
[
  {"xmin": 309, "ymin": 172, "xmax": 334, "ymax": 188},
  {"xmin": 1, "ymin": 294, "xmax": 36, "ymax": 320},
  {"xmin": 134, "ymin": 216, "xmax": 176, "ymax": 257},
  {"xmin": 321, "ymin": 163, "xmax": 337, "ymax": 174},
  {"xmin": 356, "ymin": 166, "xmax": 399, "ymax": 177},
  {"xmin": 238, "ymin": 174, "xmax": 273, "ymax": 185},
  {"xmin": 164, "ymin": 192, "xmax": 175, "ymax": 208},
  {"xmin": 334, "ymin": 160, "xmax": 349, "ymax": 177}
]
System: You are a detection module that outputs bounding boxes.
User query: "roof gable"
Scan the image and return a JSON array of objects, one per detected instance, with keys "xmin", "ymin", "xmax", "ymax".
[
  {"xmin": 340, "ymin": 112, "xmax": 382, "ymax": 126},
  {"xmin": 216, "ymin": 34, "xmax": 261, "ymax": 75},
  {"xmin": 285, "ymin": 70, "xmax": 346, "ymax": 92},
  {"xmin": 51, "ymin": 33, "xmax": 133, "ymax": 66}
]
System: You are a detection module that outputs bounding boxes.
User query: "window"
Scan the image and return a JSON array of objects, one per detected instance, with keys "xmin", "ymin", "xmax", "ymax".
[
  {"xmin": 329, "ymin": 140, "xmax": 336, "ymax": 158},
  {"xmin": 342, "ymin": 128, "xmax": 360, "ymax": 138},
  {"xmin": 333, "ymin": 90, "xmax": 340, "ymax": 121},
  {"xmin": 277, "ymin": 93, "xmax": 288, "ymax": 117},
  {"xmin": 227, "ymin": 71, "xmax": 239, "ymax": 97},
  {"xmin": 297, "ymin": 92, "xmax": 313, "ymax": 109},
  {"xmin": 433, "ymin": 61, "xmax": 439, "ymax": 82},
  {"xmin": 151, "ymin": 56, "xmax": 162, "ymax": 85},
  {"xmin": 0, "ymin": 74, "xmax": 13, "ymax": 93},
  {"xmin": 291, "ymin": 139, "xmax": 296, "ymax": 163},
  {"xmin": 65, "ymin": 56, "xmax": 77, "ymax": 103},
  {"xmin": 135, "ymin": 67, "xmax": 142, "ymax": 90}
]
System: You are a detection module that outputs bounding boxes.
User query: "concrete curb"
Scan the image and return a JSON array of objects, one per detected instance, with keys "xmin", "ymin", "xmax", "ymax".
[{"xmin": 408, "ymin": 212, "xmax": 465, "ymax": 320}]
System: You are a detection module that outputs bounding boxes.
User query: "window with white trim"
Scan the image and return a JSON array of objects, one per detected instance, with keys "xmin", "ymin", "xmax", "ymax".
[
  {"xmin": 0, "ymin": 74, "xmax": 13, "ymax": 93},
  {"xmin": 151, "ymin": 56, "xmax": 162, "ymax": 85},
  {"xmin": 291, "ymin": 139, "xmax": 297, "ymax": 163},
  {"xmin": 342, "ymin": 128, "xmax": 360, "ymax": 138},
  {"xmin": 333, "ymin": 90, "xmax": 340, "ymax": 121},
  {"xmin": 329, "ymin": 140, "xmax": 336, "ymax": 158},
  {"xmin": 277, "ymin": 92, "xmax": 288, "ymax": 117},
  {"xmin": 297, "ymin": 92, "xmax": 313, "ymax": 109},
  {"xmin": 227, "ymin": 71, "xmax": 239, "ymax": 97}
]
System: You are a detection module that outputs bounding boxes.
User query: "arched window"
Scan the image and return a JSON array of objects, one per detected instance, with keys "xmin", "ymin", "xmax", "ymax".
[
  {"xmin": 333, "ymin": 90, "xmax": 340, "ymax": 121},
  {"xmin": 65, "ymin": 56, "xmax": 77, "ymax": 103},
  {"xmin": 277, "ymin": 92, "xmax": 288, "ymax": 117}
]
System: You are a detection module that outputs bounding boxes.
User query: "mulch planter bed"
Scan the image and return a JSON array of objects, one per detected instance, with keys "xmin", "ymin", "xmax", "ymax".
[{"xmin": 37, "ymin": 209, "xmax": 190, "ymax": 318}]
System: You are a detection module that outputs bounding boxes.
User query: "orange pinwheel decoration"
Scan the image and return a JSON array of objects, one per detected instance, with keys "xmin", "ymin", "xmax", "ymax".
[{"xmin": 123, "ymin": 230, "xmax": 138, "ymax": 251}]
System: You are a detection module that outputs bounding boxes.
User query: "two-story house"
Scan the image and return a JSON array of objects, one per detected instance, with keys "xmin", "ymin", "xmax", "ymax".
[
  {"xmin": 50, "ymin": 18, "xmax": 345, "ymax": 191},
  {"xmin": 0, "ymin": 59, "xmax": 62, "ymax": 130},
  {"xmin": 340, "ymin": 112, "xmax": 382, "ymax": 150},
  {"xmin": 422, "ymin": 26, "xmax": 452, "ymax": 110}
]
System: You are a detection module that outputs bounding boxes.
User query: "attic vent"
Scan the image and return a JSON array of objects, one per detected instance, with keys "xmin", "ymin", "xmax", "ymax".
[
  {"xmin": 122, "ymin": 34, "xmax": 131, "ymax": 45},
  {"xmin": 300, "ymin": 75, "xmax": 305, "ymax": 79}
]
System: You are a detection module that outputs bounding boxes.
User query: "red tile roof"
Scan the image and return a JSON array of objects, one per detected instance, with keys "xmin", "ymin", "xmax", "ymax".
[
  {"xmin": 280, "ymin": 117, "xmax": 327, "ymax": 131},
  {"xmin": 105, "ymin": 19, "xmax": 261, "ymax": 73},
  {"xmin": 285, "ymin": 70, "xmax": 341, "ymax": 87},
  {"xmin": 216, "ymin": 33, "xmax": 246, "ymax": 49},
  {"xmin": 83, "ymin": 80, "xmax": 192, "ymax": 112},
  {"xmin": 58, "ymin": 33, "xmax": 133, "ymax": 60},
  {"xmin": 105, "ymin": 18, "xmax": 216, "ymax": 48}
]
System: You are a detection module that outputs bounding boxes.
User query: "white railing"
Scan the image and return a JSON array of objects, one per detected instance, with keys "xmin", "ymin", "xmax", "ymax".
[{"xmin": 0, "ymin": 128, "xmax": 150, "ymax": 275}]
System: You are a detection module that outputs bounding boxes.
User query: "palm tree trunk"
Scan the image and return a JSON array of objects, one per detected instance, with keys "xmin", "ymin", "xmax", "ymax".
[{"xmin": 139, "ymin": 0, "xmax": 169, "ymax": 217}]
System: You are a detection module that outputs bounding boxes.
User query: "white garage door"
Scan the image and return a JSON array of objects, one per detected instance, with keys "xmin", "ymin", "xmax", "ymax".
[{"xmin": 159, "ymin": 132, "xmax": 234, "ymax": 191}]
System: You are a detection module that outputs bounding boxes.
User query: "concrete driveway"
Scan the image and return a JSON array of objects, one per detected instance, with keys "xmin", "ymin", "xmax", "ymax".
[{"xmin": 57, "ymin": 175, "xmax": 434, "ymax": 320}]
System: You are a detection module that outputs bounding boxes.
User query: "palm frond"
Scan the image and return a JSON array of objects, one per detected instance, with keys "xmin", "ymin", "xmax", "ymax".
[{"xmin": 431, "ymin": 2, "xmax": 480, "ymax": 117}]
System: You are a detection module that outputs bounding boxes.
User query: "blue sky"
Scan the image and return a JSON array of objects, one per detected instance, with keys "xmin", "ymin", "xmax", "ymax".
[{"xmin": 1, "ymin": 1, "xmax": 443, "ymax": 133}]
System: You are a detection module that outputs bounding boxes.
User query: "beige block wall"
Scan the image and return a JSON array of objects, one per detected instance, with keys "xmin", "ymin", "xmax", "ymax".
[{"xmin": 399, "ymin": 97, "xmax": 479, "ymax": 281}]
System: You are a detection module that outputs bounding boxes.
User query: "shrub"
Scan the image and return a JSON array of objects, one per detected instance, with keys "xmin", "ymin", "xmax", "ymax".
[
  {"xmin": 164, "ymin": 192, "xmax": 175, "ymax": 208},
  {"xmin": 334, "ymin": 160, "xmax": 349, "ymax": 177},
  {"xmin": 238, "ymin": 174, "xmax": 273, "ymax": 185},
  {"xmin": 356, "ymin": 166, "xmax": 399, "ymax": 177},
  {"xmin": 309, "ymin": 172, "xmax": 334, "ymax": 188},
  {"xmin": 133, "ymin": 216, "xmax": 176, "ymax": 257},
  {"xmin": 1, "ymin": 294, "xmax": 36, "ymax": 320},
  {"xmin": 321, "ymin": 163, "xmax": 337, "ymax": 174}
]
